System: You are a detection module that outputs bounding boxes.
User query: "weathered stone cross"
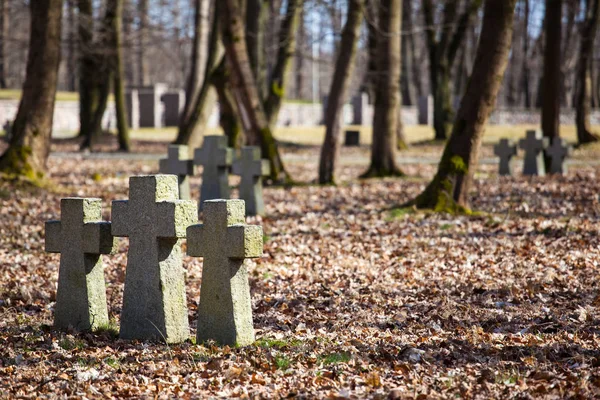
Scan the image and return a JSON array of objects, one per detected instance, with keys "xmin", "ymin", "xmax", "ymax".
[
  {"xmin": 232, "ymin": 146, "xmax": 270, "ymax": 216},
  {"xmin": 519, "ymin": 130, "xmax": 548, "ymax": 176},
  {"xmin": 187, "ymin": 199, "xmax": 263, "ymax": 347},
  {"xmin": 112, "ymin": 175, "xmax": 196, "ymax": 343},
  {"xmin": 493, "ymin": 139, "xmax": 517, "ymax": 176},
  {"xmin": 194, "ymin": 135, "xmax": 233, "ymax": 212},
  {"xmin": 159, "ymin": 145, "xmax": 194, "ymax": 200},
  {"xmin": 45, "ymin": 198, "xmax": 115, "ymax": 331},
  {"xmin": 546, "ymin": 137, "xmax": 572, "ymax": 175}
]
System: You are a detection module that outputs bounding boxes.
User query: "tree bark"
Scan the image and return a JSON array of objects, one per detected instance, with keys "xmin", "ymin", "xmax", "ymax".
[
  {"xmin": 318, "ymin": 0, "xmax": 364, "ymax": 185},
  {"xmin": 0, "ymin": 0, "xmax": 8, "ymax": 88},
  {"xmin": 521, "ymin": 0, "xmax": 531, "ymax": 108},
  {"xmin": 65, "ymin": 0, "xmax": 77, "ymax": 92},
  {"xmin": 362, "ymin": 0, "xmax": 403, "ymax": 178},
  {"xmin": 541, "ymin": 0, "xmax": 561, "ymax": 143},
  {"xmin": 111, "ymin": 0, "xmax": 130, "ymax": 151},
  {"xmin": 575, "ymin": 0, "xmax": 600, "ymax": 144},
  {"xmin": 137, "ymin": 0, "xmax": 149, "ymax": 86},
  {"xmin": 0, "ymin": 0, "xmax": 63, "ymax": 178},
  {"xmin": 77, "ymin": 0, "xmax": 98, "ymax": 140},
  {"xmin": 263, "ymin": 0, "xmax": 303, "ymax": 128},
  {"xmin": 221, "ymin": 0, "xmax": 289, "ymax": 182},
  {"xmin": 423, "ymin": 0, "xmax": 482, "ymax": 140},
  {"xmin": 246, "ymin": 0, "xmax": 269, "ymax": 100},
  {"xmin": 410, "ymin": 0, "xmax": 516, "ymax": 212},
  {"xmin": 212, "ymin": 58, "xmax": 244, "ymax": 149},
  {"xmin": 400, "ymin": 0, "xmax": 414, "ymax": 106}
]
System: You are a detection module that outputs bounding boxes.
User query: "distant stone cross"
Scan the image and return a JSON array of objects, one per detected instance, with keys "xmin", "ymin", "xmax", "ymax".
[
  {"xmin": 112, "ymin": 175, "xmax": 197, "ymax": 343},
  {"xmin": 159, "ymin": 145, "xmax": 194, "ymax": 200},
  {"xmin": 493, "ymin": 139, "xmax": 517, "ymax": 176},
  {"xmin": 194, "ymin": 135, "xmax": 233, "ymax": 211},
  {"xmin": 546, "ymin": 137, "xmax": 571, "ymax": 175},
  {"xmin": 187, "ymin": 199, "xmax": 263, "ymax": 347},
  {"xmin": 232, "ymin": 146, "xmax": 270, "ymax": 216},
  {"xmin": 519, "ymin": 130, "xmax": 548, "ymax": 176},
  {"xmin": 45, "ymin": 198, "xmax": 115, "ymax": 331}
]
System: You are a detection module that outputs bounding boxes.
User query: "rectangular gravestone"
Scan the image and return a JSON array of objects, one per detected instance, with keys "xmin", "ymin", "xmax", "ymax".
[
  {"xmin": 232, "ymin": 146, "xmax": 270, "ymax": 216},
  {"xmin": 45, "ymin": 198, "xmax": 116, "ymax": 331},
  {"xmin": 112, "ymin": 175, "xmax": 196, "ymax": 343},
  {"xmin": 344, "ymin": 130, "xmax": 360, "ymax": 146},
  {"xmin": 352, "ymin": 93, "xmax": 368, "ymax": 125},
  {"xmin": 161, "ymin": 90, "xmax": 185, "ymax": 127},
  {"xmin": 187, "ymin": 200, "xmax": 263, "ymax": 347}
]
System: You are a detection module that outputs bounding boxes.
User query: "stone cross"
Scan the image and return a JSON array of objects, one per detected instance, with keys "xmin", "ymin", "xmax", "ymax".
[
  {"xmin": 493, "ymin": 139, "xmax": 517, "ymax": 176},
  {"xmin": 546, "ymin": 137, "xmax": 572, "ymax": 175},
  {"xmin": 159, "ymin": 145, "xmax": 194, "ymax": 200},
  {"xmin": 232, "ymin": 146, "xmax": 270, "ymax": 216},
  {"xmin": 194, "ymin": 135, "xmax": 233, "ymax": 212},
  {"xmin": 187, "ymin": 200, "xmax": 263, "ymax": 347},
  {"xmin": 519, "ymin": 130, "xmax": 549, "ymax": 176},
  {"xmin": 112, "ymin": 175, "xmax": 197, "ymax": 343},
  {"xmin": 45, "ymin": 198, "xmax": 115, "ymax": 331}
]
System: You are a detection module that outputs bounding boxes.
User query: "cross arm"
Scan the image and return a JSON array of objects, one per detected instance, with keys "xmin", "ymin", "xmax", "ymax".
[
  {"xmin": 45, "ymin": 220, "xmax": 62, "ymax": 253},
  {"xmin": 83, "ymin": 222, "xmax": 116, "ymax": 254},
  {"xmin": 186, "ymin": 224, "xmax": 205, "ymax": 257},
  {"xmin": 156, "ymin": 200, "xmax": 197, "ymax": 238},
  {"xmin": 227, "ymin": 225, "xmax": 263, "ymax": 259}
]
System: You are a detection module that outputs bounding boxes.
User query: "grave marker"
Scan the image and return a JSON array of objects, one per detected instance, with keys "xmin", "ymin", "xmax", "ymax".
[
  {"xmin": 187, "ymin": 200, "xmax": 263, "ymax": 347},
  {"xmin": 344, "ymin": 130, "xmax": 360, "ymax": 146},
  {"xmin": 194, "ymin": 135, "xmax": 233, "ymax": 211},
  {"xmin": 159, "ymin": 145, "xmax": 194, "ymax": 200},
  {"xmin": 493, "ymin": 139, "xmax": 517, "ymax": 176},
  {"xmin": 45, "ymin": 198, "xmax": 115, "ymax": 331},
  {"xmin": 546, "ymin": 137, "xmax": 572, "ymax": 175},
  {"xmin": 232, "ymin": 147, "xmax": 270, "ymax": 216},
  {"xmin": 519, "ymin": 130, "xmax": 548, "ymax": 176},
  {"xmin": 112, "ymin": 175, "xmax": 196, "ymax": 343}
]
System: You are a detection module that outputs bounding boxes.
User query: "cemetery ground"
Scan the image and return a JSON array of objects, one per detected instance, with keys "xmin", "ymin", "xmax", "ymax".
[{"xmin": 2, "ymin": 126, "xmax": 600, "ymax": 398}]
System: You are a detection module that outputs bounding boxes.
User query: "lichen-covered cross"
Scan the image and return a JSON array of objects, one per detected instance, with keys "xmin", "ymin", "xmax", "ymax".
[
  {"xmin": 232, "ymin": 146, "xmax": 270, "ymax": 216},
  {"xmin": 546, "ymin": 137, "xmax": 572, "ymax": 175},
  {"xmin": 45, "ymin": 198, "xmax": 115, "ymax": 331},
  {"xmin": 159, "ymin": 145, "xmax": 194, "ymax": 200},
  {"xmin": 112, "ymin": 175, "xmax": 197, "ymax": 343},
  {"xmin": 187, "ymin": 199, "xmax": 263, "ymax": 347},
  {"xmin": 194, "ymin": 135, "xmax": 233, "ymax": 212},
  {"xmin": 519, "ymin": 130, "xmax": 549, "ymax": 176},
  {"xmin": 493, "ymin": 139, "xmax": 517, "ymax": 176}
]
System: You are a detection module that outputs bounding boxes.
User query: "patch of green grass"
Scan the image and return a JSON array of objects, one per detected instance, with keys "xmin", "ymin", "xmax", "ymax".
[
  {"xmin": 263, "ymin": 234, "xmax": 271, "ymax": 243},
  {"xmin": 262, "ymin": 272, "xmax": 273, "ymax": 280},
  {"xmin": 103, "ymin": 357, "xmax": 120, "ymax": 368},
  {"xmin": 440, "ymin": 223, "xmax": 452, "ymax": 230},
  {"xmin": 387, "ymin": 207, "xmax": 415, "ymax": 220},
  {"xmin": 256, "ymin": 337, "xmax": 301, "ymax": 349},
  {"xmin": 58, "ymin": 337, "xmax": 86, "ymax": 351},
  {"xmin": 320, "ymin": 352, "xmax": 351, "ymax": 365},
  {"xmin": 274, "ymin": 355, "xmax": 291, "ymax": 370},
  {"xmin": 95, "ymin": 319, "xmax": 119, "ymax": 338}
]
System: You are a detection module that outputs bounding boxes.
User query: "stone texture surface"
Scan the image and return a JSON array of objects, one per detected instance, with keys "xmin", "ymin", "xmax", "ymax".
[
  {"xmin": 187, "ymin": 199, "xmax": 263, "ymax": 347},
  {"xmin": 519, "ymin": 130, "xmax": 549, "ymax": 176},
  {"xmin": 494, "ymin": 139, "xmax": 517, "ymax": 176},
  {"xmin": 194, "ymin": 136, "xmax": 233, "ymax": 212},
  {"xmin": 45, "ymin": 198, "xmax": 116, "ymax": 331},
  {"xmin": 546, "ymin": 138, "xmax": 572, "ymax": 175},
  {"xmin": 159, "ymin": 145, "xmax": 194, "ymax": 200},
  {"xmin": 344, "ymin": 130, "xmax": 360, "ymax": 146},
  {"xmin": 232, "ymin": 147, "xmax": 270, "ymax": 216},
  {"xmin": 112, "ymin": 175, "xmax": 197, "ymax": 343}
]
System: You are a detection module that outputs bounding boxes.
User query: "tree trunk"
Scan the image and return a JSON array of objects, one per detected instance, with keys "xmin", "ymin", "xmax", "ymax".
[
  {"xmin": 575, "ymin": 0, "xmax": 600, "ymax": 144},
  {"xmin": 174, "ymin": 1, "xmax": 222, "ymax": 148},
  {"xmin": 137, "ymin": 0, "xmax": 149, "ymax": 86},
  {"xmin": 263, "ymin": 0, "xmax": 303, "ymax": 128},
  {"xmin": 246, "ymin": 0, "xmax": 269, "ymax": 100},
  {"xmin": 122, "ymin": 0, "xmax": 135, "ymax": 85},
  {"xmin": 541, "ymin": 0, "xmax": 561, "ymax": 144},
  {"xmin": 0, "ymin": 0, "xmax": 8, "ymax": 88},
  {"xmin": 521, "ymin": 0, "xmax": 531, "ymax": 108},
  {"xmin": 212, "ymin": 58, "xmax": 244, "ymax": 149},
  {"xmin": 65, "ymin": 0, "xmax": 77, "ymax": 92},
  {"xmin": 295, "ymin": 7, "xmax": 305, "ymax": 99},
  {"xmin": 410, "ymin": 0, "xmax": 516, "ymax": 212},
  {"xmin": 77, "ymin": 0, "xmax": 98, "ymax": 139},
  {"xmin": 362, "ymin": 0, "xmax": 403, "ymax": 178},
  {"xmin": 0, "ymin": 0, "xmax": 63, "ymax": 178},
  {"xmin": 400, "ymin": 1, "xmax": 414, "ymax": 106},
  {"xmin": 318, "ymin": 0, "xmax": 364, "ymax": 185},
  {"xmin": 221, "ymin": 0, "xmax": 289, "ymax": 182},
  {"xmin": 111, "ymin": 0, "xmax": 130, "ymax": 151}
]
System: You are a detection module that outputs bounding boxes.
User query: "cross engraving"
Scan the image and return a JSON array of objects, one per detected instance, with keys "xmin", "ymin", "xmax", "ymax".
[
  {"xmin": 45, "ymin": 198, "xmax": 115, "ymax": 331},
  {"xmin": 232, "ymin": 146, "xmax": 270, "ymax": 216},
  {"xmin": 187, "ymin": 199, "xmax": 263, "ymax": 346},
  {"xmin": 546, "ymin": 137, "xmax": 572, "ymax": 175},
  {"xmin": 112, "ymin": 175, "xmax": 197, "ymax": 343},
  {"xmin": 493, "ymin": 139, "xmax": 517, "ymax": 176},
  {"xmin": 159, "ymin": 145, "xmax": 194, "ymax": 200},
  {"xmin": 519, "ymin": 130, "xmax": 549, "ymax": 176},
  {"xmin": 194, "ymin": 135, "xmax": 233, "ymax": 212}
]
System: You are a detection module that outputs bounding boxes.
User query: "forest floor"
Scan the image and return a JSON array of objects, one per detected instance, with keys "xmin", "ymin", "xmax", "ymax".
[{"xmin": 2, "ymin": 134, "xmax": 600, "ymax": 398}]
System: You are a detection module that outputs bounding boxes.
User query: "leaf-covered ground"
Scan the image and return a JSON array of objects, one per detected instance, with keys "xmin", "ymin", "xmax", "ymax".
[{"xmin": 2, "ymin": 138, "xmax": 600, "ymax": 398}]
